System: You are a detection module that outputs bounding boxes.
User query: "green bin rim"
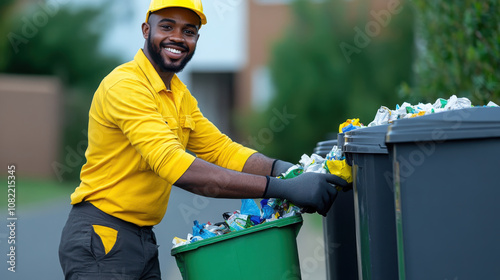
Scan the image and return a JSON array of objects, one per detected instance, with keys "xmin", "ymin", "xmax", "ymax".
[{"xmin": 170, "ymin": 215, "xmax": 303, "ymax": 255}]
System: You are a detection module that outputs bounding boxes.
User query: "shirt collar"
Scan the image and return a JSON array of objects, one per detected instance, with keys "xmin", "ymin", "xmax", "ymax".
[{"xmin": 134, "ymin": 49, "xmax": 188, "ymax": 95}]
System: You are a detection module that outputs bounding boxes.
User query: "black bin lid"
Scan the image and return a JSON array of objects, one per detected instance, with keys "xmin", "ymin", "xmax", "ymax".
[
  {"xmin": 386, "ymin": 107, "xmax": 500, "ymax": 144},
  {"xmin": 343, "ymin": 124, "xmax": 389, "ymax": 154},
  {"xmin": 316, "ymin": 139, "xmax": 337, "ymax": 148}
]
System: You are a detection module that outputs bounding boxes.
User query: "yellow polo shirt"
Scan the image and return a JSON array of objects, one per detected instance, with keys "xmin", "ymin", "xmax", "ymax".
[{"xmin": 71, "ymin": 49, "xmax": 257, "ymax": 226}]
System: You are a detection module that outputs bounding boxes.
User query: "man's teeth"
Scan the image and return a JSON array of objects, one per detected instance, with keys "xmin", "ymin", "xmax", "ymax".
[{"xmin": 165, "ymin": 47, "xmax": 181, "ymax": 54}]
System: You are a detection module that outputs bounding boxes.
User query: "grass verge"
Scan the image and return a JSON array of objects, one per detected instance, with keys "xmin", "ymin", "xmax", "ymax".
[{"xmin": 1, "ymin": 176, "xmax": 77, "ymax": 209}]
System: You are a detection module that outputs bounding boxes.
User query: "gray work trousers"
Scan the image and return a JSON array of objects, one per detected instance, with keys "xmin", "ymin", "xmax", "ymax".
[{"xmin": 59, "ymin": 202, "xmax": 161, "ymax": 280}]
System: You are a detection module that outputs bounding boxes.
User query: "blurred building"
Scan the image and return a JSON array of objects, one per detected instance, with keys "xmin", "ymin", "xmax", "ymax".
[
  {"xmin": 240, "ymin": 1, "xmax": 291, "ymax": 112},
  {"xmin": 170, "ymin": 0, "xmax": 292, "ymax": 139},
  {"xmin": 0, "ymin": 74, "xmax": 62, "ymax": 178},
  {"xmin": 0, "ymin": 0, "xmax": 398, "ymax": 178},
  {"xmin": 180, "ymin": 0, "xmax": 401, "ymax": 139},
  {"xmin": 0, "ymin": 0, "xmax": 293, "ymax": 178}
]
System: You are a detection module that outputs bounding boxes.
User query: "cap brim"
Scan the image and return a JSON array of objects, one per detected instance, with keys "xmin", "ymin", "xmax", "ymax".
[{"xmin": 146, "ymin": 7, "xmax": 206, "ymax": 25}]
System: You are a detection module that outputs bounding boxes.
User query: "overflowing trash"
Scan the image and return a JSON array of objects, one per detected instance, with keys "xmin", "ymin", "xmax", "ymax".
[
  {"xmin": 172, "ymin": 197, "xmax": 300, "ymax": 248},
  {"xmin": 172, "ymin": 95, "xmax": 498, "ymax": 249},
  {"xmin": 172, "ymin": 152, "xmax": 354, "ymax": 248},
  {"xmin": 339, "ymin": 118, "xmax": 364, "ymax": 133},
  {"xmin": 337, "ymin": 95, "xmax": 500, "ymax": 141},
  {"xmin": 368, "ymin": 95, "xmax": 498, "ymax": 127},
  {"xmin": 282, "ymin": 149, "xmax": 353, "ymax": 188}
]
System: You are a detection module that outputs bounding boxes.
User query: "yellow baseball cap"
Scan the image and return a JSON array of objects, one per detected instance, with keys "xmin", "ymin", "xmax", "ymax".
[{"xmin": 146, "ymin": 0, "xmax": 207, "ymax": 25}]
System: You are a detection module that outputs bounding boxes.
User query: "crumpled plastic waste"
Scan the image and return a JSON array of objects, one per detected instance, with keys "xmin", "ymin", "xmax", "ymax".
[
  {"xmin": 339, "ymin": 118, "xmax": 364, "ymax": 133},
  {"xmin": 326, "ymin": 145, "xmax": 343, "ymax": 161},
  {"xmin": 224, "ymin": 211, "xmax": 250, "ymax": 231},
  {"xmin": 278, "ymin": 152, "xmax": 353, "ymax": 193},
  {"xmin": 260, "ymin": 198, "xmax": 301, "ymax": 221},
  {"xmin": 172, "ymin": 236, "xmax": 189, "ymax": 248},
  {"xmin": 172, "ymin": 95, "xmax": 500, "ymax": 248},
  {"xmin": 335, "ymin": 96, "xmax": 499, "ymax": 183},
  {"xmin": 279, "ymin": 166, "xmax": 303, "ymax": 179},
  {"xmin": 241, "ymin": 198, "xmax": 261, "ymax": 216},
  {"xmin": 260, "ymin": 199, "xmax": 276, "ymax": 220},
  {"xmin": 324, "ymin": 144, "xmax": 353, "ymax": 189},
  {"xmin": 326, "ymin": 159, "xmax": 353, "ymax": 184},
  {"xmin": 171, "ymin": 198, "xmax": 300, "ymax": 248},
  {"xmin": 369, "ymin": 106, "xmax": 395, "ymax": 127},
  {"xmin": 487, "ymin": 101, "xmax": 499, "ymax": 107},
  {"xmin": 171, "ymin": 149, "xmax": 353, "ymax": 248},
  {"xmin": 192, "ymin": 220, "xmax": 217, "ymax": 240},
  {"xmin": 171, "ymin": 233, "xmax": 205, "ymax": 248},
  {"xmin": 300, "ymin": 154, "xmax": 329, "ymax": 174},
  {"xmin": 368, "ymin": 95, "xmax": 498, "ymax": 127},
  {"xmin": 333, "ymin": 95, "xmax": 499, "ymax": 185}
]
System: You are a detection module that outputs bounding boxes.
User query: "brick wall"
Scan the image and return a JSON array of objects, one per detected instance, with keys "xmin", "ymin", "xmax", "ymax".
[{"xmin": 0, "ymin": 74, "xmax": 62, "ymax": 178}]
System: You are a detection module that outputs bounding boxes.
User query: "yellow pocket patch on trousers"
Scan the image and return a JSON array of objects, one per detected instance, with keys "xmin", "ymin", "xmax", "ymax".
[{"xmin": 92, "ymin": 225, "xmax": 118, "ymax": 254}]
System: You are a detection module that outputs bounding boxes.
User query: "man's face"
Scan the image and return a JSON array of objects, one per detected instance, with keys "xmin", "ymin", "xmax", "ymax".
[{"xmin": 144, "ymin": 8, "xmax": 200, "ymax": 73}]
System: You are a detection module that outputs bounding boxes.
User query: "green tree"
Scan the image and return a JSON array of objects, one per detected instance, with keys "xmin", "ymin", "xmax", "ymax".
[
  {"xmin": 248, "ymin": 0, "xmax": 415, "ymax": 162},
  {"xmin": 0, "ymin": 2, "xmax": 121, "ymax": 181},
  {"xmin": 0, "ymin": 0, "xmax": 17, "ymax": 69},
  {"xmin": 400, "ymin": 1, "xmax": 500, "ymax": 105}
]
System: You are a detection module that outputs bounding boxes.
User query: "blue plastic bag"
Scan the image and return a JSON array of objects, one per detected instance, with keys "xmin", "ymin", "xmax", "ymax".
[
  {"xmin": 240, "ymin": 199, "xmax": 261, "ymax": 216},
  {"xmin": 192, "ymin": 220, "xmax": 216, "ymax": 240},
  {"xmin": 260, "ymin": 199, "xmax": 275, "ymax": 220}
]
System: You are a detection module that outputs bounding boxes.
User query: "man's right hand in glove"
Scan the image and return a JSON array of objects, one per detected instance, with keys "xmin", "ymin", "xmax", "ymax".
[{"xmin": 264, "ymin": 172, "xmax": 350, "ymax": 216}]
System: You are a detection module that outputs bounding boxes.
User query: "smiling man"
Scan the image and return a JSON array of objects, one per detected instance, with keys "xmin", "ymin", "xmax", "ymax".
[
  {"xmin": 145, "ymin": 6, "xmax": 200, "ymax": 73},
  {"xmin": 58, "ymin": 0, "xmax": 349, "ymax": 279}
]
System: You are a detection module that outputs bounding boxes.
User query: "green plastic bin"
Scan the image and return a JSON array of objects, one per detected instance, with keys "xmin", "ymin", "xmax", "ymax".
[{"xmin": 171, "ymin": 215, "xmax": 303, "ymax": 280}]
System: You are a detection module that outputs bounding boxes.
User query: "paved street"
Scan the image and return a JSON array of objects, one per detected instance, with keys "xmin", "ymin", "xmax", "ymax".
[{"xmin": 0, "ymin": 186, "xmax": 326, "ymax": 279}]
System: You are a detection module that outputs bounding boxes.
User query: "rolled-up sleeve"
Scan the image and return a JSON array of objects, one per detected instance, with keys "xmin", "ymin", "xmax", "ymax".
[{"xmin": 103, "ymin": 79, "xmax": 196, "ymax": 185}]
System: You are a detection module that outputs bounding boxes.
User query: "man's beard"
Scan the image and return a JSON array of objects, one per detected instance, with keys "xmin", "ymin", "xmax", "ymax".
[{"xmin": 147, "ymin": 32, "xmax": 195, "ymax": 73}]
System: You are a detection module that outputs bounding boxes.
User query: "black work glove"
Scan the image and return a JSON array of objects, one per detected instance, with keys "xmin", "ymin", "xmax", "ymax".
[
  {"xmin": 271, "ymin": 159, "xmax": 295, "ymax": 177},
  {"xmin": 264, "ymin": 172, "xmax": 350, "ymax": 216}
]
